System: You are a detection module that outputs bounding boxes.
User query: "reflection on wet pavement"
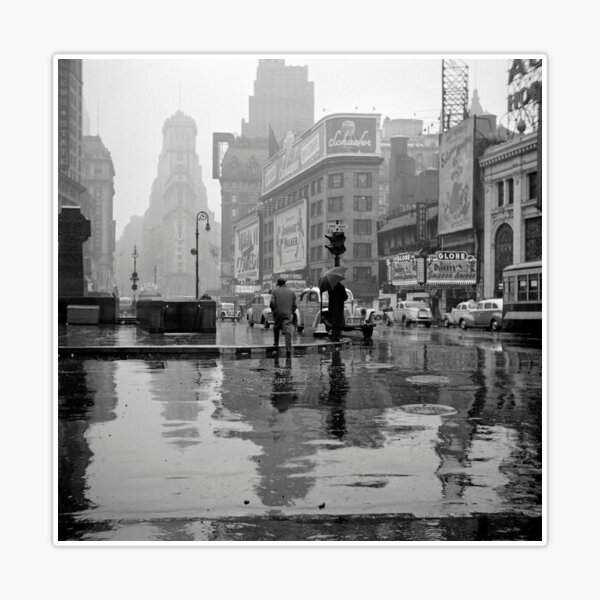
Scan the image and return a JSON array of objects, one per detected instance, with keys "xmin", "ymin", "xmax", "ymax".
[{"xmin": 58, "ymin": 328, "xmax": 542, "ymax": 542}]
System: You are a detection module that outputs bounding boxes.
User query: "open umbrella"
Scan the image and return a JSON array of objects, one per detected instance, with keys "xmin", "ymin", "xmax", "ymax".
[{"xmin": 318, "ymin": 266, "xmax": 347, "ymax": 292}]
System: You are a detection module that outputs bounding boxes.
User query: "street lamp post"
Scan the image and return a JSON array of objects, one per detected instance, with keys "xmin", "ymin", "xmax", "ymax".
[
  {"xmin": 130, "ymin": 245, "xmax": 139, "ymax": 310},
  {"xmin": 190, "ymin": 210, "xmax": 210, "ymax": 300}
]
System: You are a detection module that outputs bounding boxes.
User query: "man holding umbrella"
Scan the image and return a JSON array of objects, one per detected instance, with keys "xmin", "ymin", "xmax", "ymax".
[
  {"xmin": 319, "ymin": 267, "xmax": 348, "ymax": 342},
  {"xmin": 270, "ymin": 277, "xmax": 297, "ymax": 356}
]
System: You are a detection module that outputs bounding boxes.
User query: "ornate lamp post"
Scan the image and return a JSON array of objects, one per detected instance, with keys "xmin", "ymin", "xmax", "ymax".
[
  {"xmin": 190, "ymin": 211, "xmax": 210, "ymax": 300},
  {"xmin": 130, "ymin": 245, "xmax": 139, "ymax": 309}
]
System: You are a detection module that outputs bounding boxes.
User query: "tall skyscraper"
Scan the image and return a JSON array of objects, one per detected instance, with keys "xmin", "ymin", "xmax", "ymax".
[
  {"xmin": 141, "ymin": 110, "xmax": 219, "ymax": 298},
  {"xmin": 215, "ymin": 59, "xmax": 314, "ymax": 293},
  {"xmin": 57, "ymin": 59, "xmax": 86, "ymax": 209},
  {"xmin": 241, "ymin": 59, "xmax": 314, "ymax": 140}
]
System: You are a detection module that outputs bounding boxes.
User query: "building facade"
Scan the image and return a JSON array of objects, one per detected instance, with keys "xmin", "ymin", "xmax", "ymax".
[
  {"xmin": 58, "ymin": 59, "xmax": 86, "ymax": 209},
  {"xmin": 141, "ymin": 111, "xmax": 219, "ymax": 298},
  {"xmin": 256, "ymin": 113, "xmax": 383, "ymax": 302},
  {"xmin": 480, "ymin": 131, "xmax": 541, "ymax": 298},
  {"xmin": 80, "ymin": 135, "xmax": 116, "ymax": 292},
  {"xmin": 218, "ymin": 139, "xmax": 269, "ymax": 293}
]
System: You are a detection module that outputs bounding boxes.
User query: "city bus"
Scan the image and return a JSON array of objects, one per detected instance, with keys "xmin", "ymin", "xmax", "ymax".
[{"xmin": 501, "ymin": 261, "xmax": 542, "ymax": 335}]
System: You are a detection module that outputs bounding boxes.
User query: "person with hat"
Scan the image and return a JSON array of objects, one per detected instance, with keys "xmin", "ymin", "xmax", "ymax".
[{"xmin": 270, "ymin": 278, "xmax": 297, "ymax": 356}]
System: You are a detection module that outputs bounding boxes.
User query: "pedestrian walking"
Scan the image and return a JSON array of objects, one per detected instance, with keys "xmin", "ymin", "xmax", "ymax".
[
  {"xmin": 270, "ymin": 278, "xmax": 297, "ymax": 356},
  {"xmin": 329, "ymin": 281, "xmax": 348, "ymax": 342}
]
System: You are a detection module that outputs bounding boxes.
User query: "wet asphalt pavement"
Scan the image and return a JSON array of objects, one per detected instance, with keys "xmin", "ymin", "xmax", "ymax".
[{"xmin": 57, "ymin": 322, "xmax": 542, "ymax": 542}]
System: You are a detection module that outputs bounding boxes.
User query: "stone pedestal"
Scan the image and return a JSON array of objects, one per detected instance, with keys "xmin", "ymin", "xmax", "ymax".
[{"xmin": 58, "ymin": 206, "xmax": 91, "ymax": 297}]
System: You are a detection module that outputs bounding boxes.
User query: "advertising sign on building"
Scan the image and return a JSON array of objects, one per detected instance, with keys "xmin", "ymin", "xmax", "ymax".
[
  {"xmin": 274, "ymin": 199, "xmax": 307, "ymax": 273},
  {"xmin": 262, "ymin": 114, "xmax": 379, "ymax": 194},
  {"xmin": 234, "ymin": 215, "xmax": 260, "ymax": 283},
  {"xmin": 427, "ymin": 252, "xmax": 477, "ymax": 285},
  {"xmin": 325, "ymin": 117, "xmax": 377, "ymax": 155},
  {"xmin": 262, "ymin": 127, "xmax": 325, "ymax": 194},
  {"xmin": 438, "ymin": 118, "xmax": 475, "ymax": 235},
  {"xmin": 388, "ymin": 253, "xmax": 418, "ymax": 287},
  {"xmin": 416, "ymin": 202, "xmax": 427, "ymax": 242}
]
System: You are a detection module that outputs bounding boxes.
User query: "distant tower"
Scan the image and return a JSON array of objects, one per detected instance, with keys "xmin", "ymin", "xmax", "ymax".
[
  {"xmin": 441, "ymin": 59, "xmax": 469, "ymax": 132},
  {"xmin": 142, "ymin": 110, "xmax": 217, "ymax": 297},
  {"xmin": 241, "ymin": 59, "xmax": 314, "ymax": 140},
  {"xmin": 470, "ymin": 88, "xmax": 484, "ymax": 116}
]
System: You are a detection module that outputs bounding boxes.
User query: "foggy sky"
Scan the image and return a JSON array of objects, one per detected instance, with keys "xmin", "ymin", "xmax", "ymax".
[{"xmin": 80, "ymin": 55, "xmax": 511, "ymax": 238}]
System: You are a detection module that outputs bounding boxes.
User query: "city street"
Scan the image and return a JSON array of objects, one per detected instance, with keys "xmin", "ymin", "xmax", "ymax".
[{"xmin": 58, "ymin": 322, "xmax": 542, "ymax": 542}]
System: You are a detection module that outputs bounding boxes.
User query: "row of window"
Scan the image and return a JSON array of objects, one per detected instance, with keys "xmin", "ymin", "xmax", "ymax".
[
  {"xmin": 270, "ymin": 172, "xmax": 374, "ymax": 207},
  {"xmin": 503, "ymin": 272, "xmax": 542, "ymax": 302},
  {"xmin": 496, "ymin": 171, "xmax": 537, "ymax": 208}
]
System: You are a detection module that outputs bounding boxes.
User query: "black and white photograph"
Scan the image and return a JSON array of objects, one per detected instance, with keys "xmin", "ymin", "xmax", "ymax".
[
  {"xmin": 55, "ymin": 54, "xmax": 544, "ymax": 544},
  {"xmin": 10, "ymin": 1, "xmax": 600, "ymax": 596}
]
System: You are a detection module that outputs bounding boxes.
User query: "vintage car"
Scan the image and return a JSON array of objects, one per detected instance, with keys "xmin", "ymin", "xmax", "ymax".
[
  {"xmin": 384, "ymin": 300, "xmax": 434, "ymax": 327},
  {"xmin": 246, "ymin": 293, "xmax": 274, "ymax": 328},
  {"xmin": 294, "ymin": 286, "xmax": 376, "ymax": 338},
  {"xmin": 217, "ymin": 297, "xmax": 242, "ymax": 322},
  {"xmin": 461, "ymin": 298, "xmax": 503, "ymax": 331},
  {"xmin": 442, "ymin": 300, "xmax": 477, "ymax": 328}
]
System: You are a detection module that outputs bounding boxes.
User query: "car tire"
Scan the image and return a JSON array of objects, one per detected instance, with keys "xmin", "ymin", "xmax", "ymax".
[
  {"xmin": 249, "ymin": 320, "xmax": 254, "ymax": 327},
  {"xmin": 425, "ymin": 322, "xmax": 431, "ymax": 328},
  {"xmin": 490, "ymin": 319, "xmax": 498, "ymax": 332},
  {"xmin": 443, "ymin": 318, "xmax": 450, "ymax": 328},
  {"xmin": 459, "ymin": 319, "xmax": 467, "ymax": 330}
]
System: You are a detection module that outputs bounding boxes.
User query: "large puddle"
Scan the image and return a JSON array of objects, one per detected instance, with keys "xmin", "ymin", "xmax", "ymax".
[{"xmin": 58, "ymin": 330, "xmax": 542, "ymax": 541}]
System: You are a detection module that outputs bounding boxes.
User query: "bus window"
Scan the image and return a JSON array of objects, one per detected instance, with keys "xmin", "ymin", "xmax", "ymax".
[
  {"xmin": 518, "ymin": 276, "xmax": 528, "ymax": 301},
  {"xmin": 528, "ymin": 274, "xmax": 539, "ymax": 301}
]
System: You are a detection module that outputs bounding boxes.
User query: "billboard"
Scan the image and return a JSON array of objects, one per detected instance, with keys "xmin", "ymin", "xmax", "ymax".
[
  {"xmin": 262, "ymin": 114, "xmax": 379, "ymax": 194},
  {"xmin": 388, "ymin": 253, "xmax": 418, "ymax": 287},
  {"xmin": 325, "ymin": 117, "xmax": 377, "ymax": 155},
  {"xmin": 427, "ymin": 251, "xmax": 476, "ymax": 285},
  {"xmin": 263, "ymin": 127, "xmax": 325, "ymax": 194},
  {"xmin": 234, "ymin": 215, "xmax": 260, "ymax": 283},
  {"xmin": 274, "ymin": 200, "xmax": 307, "ymax": 273},
  {"xmin": 438, "ymin": 118, "xmax": 475, "ymax": 235}
]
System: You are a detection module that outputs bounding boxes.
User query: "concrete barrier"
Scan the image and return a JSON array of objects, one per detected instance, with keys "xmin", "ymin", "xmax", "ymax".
[
  {"xmin": 58, "ymin": 296, "xmax": 118, "ymax": 324},
  {"xmin": 137, "ymin": 300, "xmax": 216, "ymax": 333}
]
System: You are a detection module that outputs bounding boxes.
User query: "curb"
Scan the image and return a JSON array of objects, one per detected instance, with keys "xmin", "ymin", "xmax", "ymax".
[{"xmin": 58, "ymin": 339, "xmax": 351, "ymax": 360}]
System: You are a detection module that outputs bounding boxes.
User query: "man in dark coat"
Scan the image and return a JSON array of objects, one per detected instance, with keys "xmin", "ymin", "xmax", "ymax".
[
  {"xmin": 329, "ymin": 281, "xmax": 348, "ymax": 342},
  {"xmin": 270, "ymin": 278, "xmax": 297, "ymax": 356}
]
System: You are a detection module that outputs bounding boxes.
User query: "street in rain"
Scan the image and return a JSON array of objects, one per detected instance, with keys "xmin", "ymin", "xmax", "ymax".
[{"xmin": 57, "ymin": 55, "xmax": 543, "ymax": 543}]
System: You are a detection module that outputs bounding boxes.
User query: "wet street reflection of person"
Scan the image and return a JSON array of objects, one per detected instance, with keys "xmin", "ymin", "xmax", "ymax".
[
  {"xmin": 271, "ymin": 354, "xmax": 296, "ymax": 413},
  {"xmin": 323, "ymin": 348, "xmax": 350, "ymax": 439}
]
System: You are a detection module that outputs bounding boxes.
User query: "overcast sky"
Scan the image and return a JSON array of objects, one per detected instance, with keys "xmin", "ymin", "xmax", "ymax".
[{"xmin": 81, "ymin": 55, "xmax": 512, "ymax": 238}]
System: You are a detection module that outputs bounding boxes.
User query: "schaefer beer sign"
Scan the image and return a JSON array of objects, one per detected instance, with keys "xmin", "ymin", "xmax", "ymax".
[{"xmin": 234, "ymin": 216, "xmax": 260, "ymax": 282}]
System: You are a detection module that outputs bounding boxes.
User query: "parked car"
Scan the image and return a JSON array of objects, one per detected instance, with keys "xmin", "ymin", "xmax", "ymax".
[
  {"xmin": 246, "ymin": 293, "xmax": 274, "ymax": 328},
  {"xmin": 442, "ymin": 300, "xmax": 477, "ymax": 328},
  {"xmin": 461, "ymin": 298, "xmax": 503, "ymax": 331},
  {"xmin": 384, "ymin": 300, "xmax": 433, "ymax": 327},
  {"xmin": 294, "ymin": 286, "xmax": 376, "ymax": 338},
  {"xmin": 217, "ymin": 297, "xmax": 242, "ymax": 322}
]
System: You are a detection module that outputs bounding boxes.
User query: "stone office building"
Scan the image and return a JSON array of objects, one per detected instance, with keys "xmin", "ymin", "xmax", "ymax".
[
  {"xmin": 479, "ymin": 130, "xmax": 541, "ymax": 298},
  {"xmin": 80, "ymin": 135, "xmax": 116, "ymax": 292},
  {"xmin": 258, "ymin": 113, "xmax": 383, "ymax": 302}
]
